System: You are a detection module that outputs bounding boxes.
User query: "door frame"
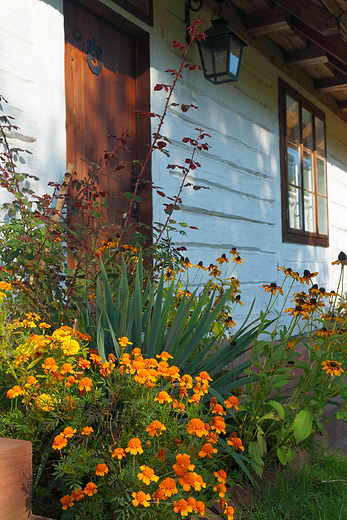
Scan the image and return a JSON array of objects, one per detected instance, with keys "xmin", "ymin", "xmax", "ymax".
[{"xmin": 63, "ymin": 0, "xmax": 152, "ymax": 236}]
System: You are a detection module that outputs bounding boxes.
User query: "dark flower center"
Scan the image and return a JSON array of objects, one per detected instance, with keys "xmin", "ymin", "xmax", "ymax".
[
  {"xmin": 330, "ymin": 362, "xmax": 338, "ymax": 368},
  {"xmin": 338, "ymin": 251, "xmax": 347, "ymax": 261},
  {"xmin": 295, "ymin": 305, "xmax": 302, "ymax": 311},
  {"xmin": 270, "ymin": 282, "xmax": 277, "ymax": 288},
  {"xmin": 221, "ymin": 253, "xmax": 226, "ymax": 259},
  {"xmin": 304, "ymin": 269, "xmax": 310, "ymax": 277},
  {"xmin": 319, "ymin": 287, "xmax": 325, "ymax": 293},
  {"xmin": 198, "ymin": 261, "xmax": 203, "ymax": 266}
]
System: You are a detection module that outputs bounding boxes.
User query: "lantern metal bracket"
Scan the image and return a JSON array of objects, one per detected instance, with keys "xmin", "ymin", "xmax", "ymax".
[{"xmin": 185, "ymin": 0, "xmax": 203, "ymax": 43}]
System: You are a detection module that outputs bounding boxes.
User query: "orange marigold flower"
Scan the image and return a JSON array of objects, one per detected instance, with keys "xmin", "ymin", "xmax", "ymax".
[
  {"xmin": 52, "ymin": 435, "xmax": 68, "ymax": 450},
  {"xmin": 65, "ymin": 375, "xmax": 76, "ymax": 387},
  {"xmin": 198, "ymin": 443, "xmax": 217, "ymax": 459},
  {"xmin": 213, "ymin": 483, "xmax": 226, "ymax": 497},
  {"xmin": 227, "ymin": 433, "xmax": 244, "ymax": 451},
  {"xmin": 156, "ymin": 351, "xmax": 174, "ymax": 361},
  {"xmin": 224, "ymin": 396, "xmax": 239, "ymax": 410},
  {"xmin": 81, "ymin": 426, "xmax": 93, "ymax": 436},
  {"xmin": 156, "ymin": 448, "xmax": 166, "ymax": 461},
  {"xmin": 125, "ymin": 437, "xmax": 144, "ymax": 455},
  {"xmin": 211, "ymin": 403, "xmax": 226, "ymax": 415},
  {"xmin": 154, "ymin": 391, "xmax": 172, "ymax": 404},
  {"xmin": 0, "ymin": 281, "xmax": 12, "ymax": 291},
  {"xmin": 159, "ymin": 477, "xmax": 178, "ymax": 497},
  {"xmin": 188, "ymin": 393, "xmax": 202, "ymax": 405},
  {"xmin": 119, "ymin": 352, "xmax": 132, "ymax": 366},
  {"xmin": 96, "ymin": 463, "xmax": 109, "ymax": 476},
  {"xmin": 6, "ymin": 385, "xmax": 24, "ymax": 399},
  {"xmin": 62, "ymin": 427, "xmax": 77, "ymax": 438},
  {"xmin": 25, "ymin": 376, "xmax": 38, "ymax": 388},
  {"xmin": 173, "ymin": 453, "xmax": 195, "ymax": 476},
  {"xmin": 118, "ymin": 336, "xmax": 133, "ymax": 348},
  {"xmin": 112, "ymin": 447, "xmax": 126, "ymax": 459},
  {"xmin": 71, "ymin": 488, "xmax": 84, "ymax": 501},
  {"xmin": 137, "ymin": 465, "xmax": 159, "ymax": 485},
  {"xmin": 173, "ymin": 498, "xmax": 193, "ymax": 517},
  {"xmin": 84, "ymin": 482, "xmax": 97, "ymax": 496},
  {"xmin": 78, "ymin": 357, "xmax": 91, "ymax": 370},
  {"xmin": 60, "ymin": 495, "xmax": 74, "ymax": 510},
  {"xmin": 153, "ymin": 488, "xmax": 166, "ymax": 505},
  {"xmin": 206, "ymin": 431, "xmax": 219, "ymax": 444},
  {"xmin": 90, "ymin": 353, "xmax": 102, "ymax": 366},
  {"xmin": 132, "ymin": 491, "xmax": 151, "ymax": 507},
  {"xmin": 225, "ymin": 505, "xmax": 235, "ymax": 520},
  {"xmin": 187, "ymin": 418, "xmax": 209, "ymax": 437},
  {"xmin": 146, "ymin": 420, "xmax": 167, "ymax": 437},
  {"xmin": 180, "ymin": 374, "xmax": 193, "ymax": 388},
  {"xmin": 211, "ymin": 416, "xmax": 226, "ymax": 434},
  {"xmin": 79, "ymin": 377, "xmax": 93, "ymax": 392},
  {"xmin": 60, "ymin": 363, "xmax": 75, "ymax": 375},
  {"xmin": 195, "ymin": 500, "xmax": 205, "ymax": 515},
  {"xmin": 42, "ymin": 357, "xmax": 58, "ymax": 374},
  {"xmin": 214, "ymin": 469, "xmax": 227, "ymax": 483},
  {"xmin": 196, "ymin": 371, "xmax": 212, "ymax": 384}
]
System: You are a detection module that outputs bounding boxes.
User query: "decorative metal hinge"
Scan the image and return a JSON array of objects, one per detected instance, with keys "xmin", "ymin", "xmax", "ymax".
[{"xmin": 87, "ymin": 37, "xmax": 102, "ymax": 75}]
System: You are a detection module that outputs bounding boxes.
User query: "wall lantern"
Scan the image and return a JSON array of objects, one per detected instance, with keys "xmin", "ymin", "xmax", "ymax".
[{"xmin": 186, "ymin": 0, "xmax": 247, "ymax": 85}]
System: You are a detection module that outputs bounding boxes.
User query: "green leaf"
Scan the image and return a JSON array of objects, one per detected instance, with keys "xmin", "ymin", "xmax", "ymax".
[
  {"xmin": 268, "ymin": 400, "xmax": 285, "ymax": 420},
  {"xmin": 248, "ymin": 441, "xmax": 264, "ymax": 477},
  {"xmin": 293, "ymin": 409, "xmax": 313, "ymax": 443},
  {"xmin": 277, "ymin": 445, "xmax": 296, "ymax": 465}
]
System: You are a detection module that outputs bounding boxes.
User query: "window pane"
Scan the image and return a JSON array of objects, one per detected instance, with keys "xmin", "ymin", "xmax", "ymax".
[
  {"xmin": 229, "ymin": 39, "xmax": 241, "ymax": 76},
  {"xmin": 315, "ymin": 117, "xmax": 325, "ymax": 157},
  {"xmin": 302, "ymin": 108, "xmax": 313, "ymax": 150},
  {"xmin": 304, "ymin": 191, "xmax": 316, "ymax": 233},
  {"xmin": 318, "ymin": 196, "xmax": 328, "ymax": 235},
  {"xmin": 287, "ymin": 142, "xmax": 301, "ymax": 186},
  {"xmin": 317, "ymin": 156, "xmax": 326, "ymax": 196},
  {"xmin": 288, "ymin": 185, "xmax": 302, "ymax": 230},
  {"xmin": 286, "ymin": 96, "xmax": 299, "ymax": 143},
  {"xmin": 303, "ymin": 151, "xmax": 314, "ymax": 192}
]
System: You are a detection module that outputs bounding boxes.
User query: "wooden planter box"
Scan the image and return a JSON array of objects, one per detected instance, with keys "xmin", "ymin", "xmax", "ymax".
[{"xmin": 0, "ymin": 438, "xmax": 55, "ymax": 520}]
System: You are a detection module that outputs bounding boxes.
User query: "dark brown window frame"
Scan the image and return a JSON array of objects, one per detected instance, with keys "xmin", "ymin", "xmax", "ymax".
[
  {"xmin": 279, "ymin": 78, "xmax": 329, "ymax": 247},
  {"xmin": 110, "ymin": 0, "xmax": 153, "ymax": 26}
]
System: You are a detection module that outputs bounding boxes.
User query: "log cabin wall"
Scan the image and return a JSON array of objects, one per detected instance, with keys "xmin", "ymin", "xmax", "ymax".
[{"xmin": 1, "ymin": 0, "xmax": 347, "ymax": 326}]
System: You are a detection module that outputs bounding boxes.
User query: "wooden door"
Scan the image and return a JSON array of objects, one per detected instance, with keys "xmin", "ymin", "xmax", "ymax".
[{"xmin": 64, "ymin": 0, "xmax": 151, "ymax": 249}]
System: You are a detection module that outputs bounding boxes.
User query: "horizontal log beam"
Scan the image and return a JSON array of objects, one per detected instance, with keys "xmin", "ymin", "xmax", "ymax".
[
  {"xmin": 292, "ymin": 18, "xmax": 347, "ymax": 68},
  {"xmin": 273, "ymin": 0, "xmax": 340, "ymax": 36},
  {"xmin": 286, "ymin": 48, "xmax": 329, "ymax": 68},
  {"xmin": 337, "ymin": 100, "xmax": 347, "ymax": 111},
  {"xmin": 246, "ymin": 6, "xmax": 290, "ymax": 35},
  {"xmin": 315, "ymin": 75, "xmax": 347, "ymax": 92}
]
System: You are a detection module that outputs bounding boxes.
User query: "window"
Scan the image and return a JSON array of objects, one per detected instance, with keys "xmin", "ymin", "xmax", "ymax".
[{"xmin": 279, "ymin": 79, "xmax": 328, "ymax": 247}]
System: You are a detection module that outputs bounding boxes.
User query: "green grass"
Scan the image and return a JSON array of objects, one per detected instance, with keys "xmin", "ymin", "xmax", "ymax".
[{"xmin": 237, "ymin": 447, "xmax": 347, "ymax": 520}]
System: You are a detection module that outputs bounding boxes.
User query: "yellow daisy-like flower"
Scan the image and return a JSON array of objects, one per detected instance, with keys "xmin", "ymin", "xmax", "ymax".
[
  {"xmin": 260, "ymin": 283, "xmax": 283, "ymax": 296},
  {"xmin": 322, "ymin": 360, "xmax": 344, "ymax": 377},
  {"xmin": 125, "ymin": 437, "xmax": 144, "ymax": 455},
  {"xmin": 232, "ymin": 255, "xmax": 245, "ymax": 265},
  {"xmin": 96, "ymin": 463, "xmax": 109, "ymax": 476},
  {"xmin": 137, "ymin": 465, "xmax": 159, "ymax": 485},
  {"xmin": 132, "ymin": 491, "xmax": 151, "ymax": 508},
  {"xmin": 216, "ymin": 253, "xmax": 229, "ymax": 265}
]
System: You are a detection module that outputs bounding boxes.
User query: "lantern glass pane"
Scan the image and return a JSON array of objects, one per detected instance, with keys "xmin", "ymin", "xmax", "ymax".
[{"xmin": 229, "ymin": 39, "xmax": 241, "ymax": 76}]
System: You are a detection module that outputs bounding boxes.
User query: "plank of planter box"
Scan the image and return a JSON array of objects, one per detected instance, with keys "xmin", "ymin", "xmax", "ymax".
[{"xmin": 0, "ymin": 437, "xmax": 32, "ymax": 520}]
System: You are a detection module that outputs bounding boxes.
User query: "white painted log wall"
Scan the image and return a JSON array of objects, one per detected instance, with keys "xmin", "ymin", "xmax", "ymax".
[{"xmin": 1, "ymin": 0, "xmax": 347, "ymax": 328}]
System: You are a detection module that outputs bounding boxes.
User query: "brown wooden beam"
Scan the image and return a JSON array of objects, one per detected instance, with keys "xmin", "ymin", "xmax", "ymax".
[
  {"xmin": 292, "ymin": 18, "xmax": 347, "ymax": 67},
  {"xmin": 327, "ymin": 54, "xmax": 347, "ymax": 75},
  {"xmin": 315, "ymin": 75, "xmax": 347, "ymax": 92},
  {"xmin": 273, "ymin": 0, "xmax": 340, "ymax": 36},
  {"xmin": 286, "ymin": 48, "xmax": 329, "ymax": 68},
  {"xmin": 337, "ymin": 99, "xmax": 347, "ymax": 111},
  {"xmin": 247, "ymin": 6, "xmax": 290, "ymax": 35}
]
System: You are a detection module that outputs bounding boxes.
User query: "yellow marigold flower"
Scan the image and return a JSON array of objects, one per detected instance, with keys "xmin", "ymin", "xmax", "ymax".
[
  {"xmin": 6, "ymin": 385, "xmax": 24, "ymax": 399},
  {"xmin": 137, "ymin": 465, "xmax": 159, "ymax": 485},
  {"xmin": 60, "ymin": 363, "xmax": 75, "ymax": 375},
  {"xmin": 186, "ymin": 418, "xmax": 209, "ymax": 437},
  {"xmin": 61, "ymin": 337, "xmax": 80, "ymax": 356},
  {"xmin": 96, "ymin": 463, "xmax": 109, "ymax": 476},
  {"xmin": 42, "ymin": 357, "xmax": 58, "ymax": 374},
  {"xmin": 180, "ymin": 374, "xmax": 193, "ymax": 388},
  {"xmin": 84, "ymin": 482, "xmax": 97, "ymax": 496},
  {"xmin": 0, "ymin": 281, "xmax": 12, "ymax": 291},
  {"xmin": 211, "ymin": 416, "xmax": 226, "ymax": 434},
  {"xmin": 36, "ymin": 393, "xmax": 55, "ymax": 411},
  {"xmin": 71, "ymin": 488, "xmax": 84, "ymax": 501},
  {"xmin": 159, "ymin": 477, "xmax": 178, "ymax": 497},
  {"xmin": 225, "ymin": 505, "xmax": 235, "ymax": 520},
  {"xmin": 214, "ymin": 469, "xmax": 227, "ymax": 483},
  {"xmin": 118, "ymin": 336, "xmax": 133, "ymax": 348},
  {"xmin": 125, "ymin": 437, "xmax": 144, "ymax": 455},
  {"xmin": 119, "ymin": 352, "xmax": 132, "ymax": 366},
  {"xmin": 198, "ymin": 443, "xmax": 217, "ymax": 459},
  {"xmin": 227, "ymin": 433, "xmax": 244, "ymax": 451},
  {"xmin": 52, "ymin": 435, "xmax": 68, "ymax": 450},
  {"xmin": 224, "ymin": 396, "xmax": 239, "ymax": 410},
  {"xmin": 112, "ymin": 447, "xmax": 126, "ymax": 459},
  {"xmin": 21, "ymin": 319, "xmax": 36, "ymax": 328},
  {"xmin": 132, "ymin": 490, "xmax": 151, "ymax": 508},
  {"xmin": 79, "ymin": 377, "xmax": 93, "ymax": 392},
  {"xmin": 25, "ymin": 376, "xmax": 38, "ymax": 388},
  {"xmin": 62, "ymin": 427, "xmax": 77, "ymax": 438},
  {"xmin": 322, "ymin": 360, "xmax": 344, "ymax": 377},
  {"xmin": 60, "ymin": 494, "xmax": 74, "ymax": 510},
  {"xmin": 156, "ymin": 351, "xmax": 174, "ymax": 361},
  {"xmin": 81, "ymin": 426, "xmax": 93, "ymax": 436},
  {"xmin": 146, "ymin": 420, "xmax": 167, "ymax": 437},
  {"xmin": 173, "ymin": 498, "xmax": 193, "ymax": 517},
  {"xmin": 154, "ymin": 391, "xmax": 172, "ymax": 404}
]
